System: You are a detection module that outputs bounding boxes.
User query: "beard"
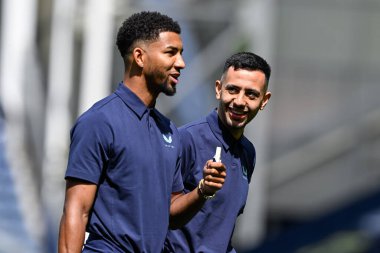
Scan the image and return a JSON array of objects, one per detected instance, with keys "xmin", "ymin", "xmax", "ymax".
[
  {"xmin": 161, "ymin": 83, "xmax": 176, "ymax": 96},
  {"xmin": 146, "ymin": 71, "xmax": 176, "ymax": 96}
]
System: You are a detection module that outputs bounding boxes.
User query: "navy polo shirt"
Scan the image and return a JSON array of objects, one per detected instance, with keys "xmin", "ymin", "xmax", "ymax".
[
  {"xmin": 165, "ymin": 110, "xmax": 255, "ymax": 253},
  {"xmin": 65, "ymin": 83, "xmax": 183, "ymax": 253}
]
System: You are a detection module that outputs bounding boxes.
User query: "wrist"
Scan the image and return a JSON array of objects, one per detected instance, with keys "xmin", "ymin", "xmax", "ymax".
[{"xmin": 197, "ymin": 179, "xmax": 216, "ymax": 200}]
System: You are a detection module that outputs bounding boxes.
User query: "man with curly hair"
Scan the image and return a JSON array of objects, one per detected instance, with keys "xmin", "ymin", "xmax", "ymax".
[
  {"xmin": 164, "ymin": 52, "xmax": 272, "ymax": 253},
  {"xmin": 58, "ymin": 11, "xmax": 226, "ymax": 253}
]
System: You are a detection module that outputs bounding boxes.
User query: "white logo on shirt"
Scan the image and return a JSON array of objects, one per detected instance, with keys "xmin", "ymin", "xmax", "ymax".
[{"xmin": 162, "ymin": 134, "xmax": 172, "ymax": 144}]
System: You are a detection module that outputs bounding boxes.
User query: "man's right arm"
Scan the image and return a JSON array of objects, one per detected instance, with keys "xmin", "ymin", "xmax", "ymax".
[{"xmin": 58, "ymin": 179, "xmax": 97, "ymax": 253}]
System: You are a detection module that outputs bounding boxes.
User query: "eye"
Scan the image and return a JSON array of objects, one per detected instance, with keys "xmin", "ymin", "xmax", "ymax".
[
  {"xmin": 165, "ymin": 50, "xmax": 175, "ymax": 56},
  {"xmin": 225, "ymin": 85, "xmax": 239, "ymax": 94},
  {"xmin": 165, "ymin": 47, "xmax": 179, "ymax": 56},
  {"xmin": 246, "ymin": 90, "xmax": 260, "ymax": 99}
]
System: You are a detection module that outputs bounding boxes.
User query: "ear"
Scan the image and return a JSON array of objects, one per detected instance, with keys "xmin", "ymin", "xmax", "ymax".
[
  {"xmin": 215, "ymin": 80, "xmax": 222, "ymax": 100},
  {"xmin": 260, "ymin": 91, "xmax": 272, "ymax": 110},
  {"xmin": 132, "ymin": 47, "xmax": 145, "ymax": 68}
]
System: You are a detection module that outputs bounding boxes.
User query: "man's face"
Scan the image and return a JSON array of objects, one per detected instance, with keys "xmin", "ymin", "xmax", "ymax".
[
  {"xmin": 216, "ymin": 67, "xmax": 271, "ymax": 139},
  {"xmin": 142, "ymin": 31, "xmax": 185, "ymax": 96}
]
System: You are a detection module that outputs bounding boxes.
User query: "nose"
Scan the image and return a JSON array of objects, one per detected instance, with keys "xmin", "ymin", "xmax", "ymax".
[
  {"xmin": 233, "ymin": 93, "xmax": 246, "ymax": 107},
  {"xmin": 175, "ymin": 54, "xmax": 186, "ymax": 69}
]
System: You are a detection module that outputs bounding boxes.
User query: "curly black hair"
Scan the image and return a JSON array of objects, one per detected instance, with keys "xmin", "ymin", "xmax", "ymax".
[
  {"xmin": 116, "ymin": 11, "xmax": 181, "ymax": 59},
  {"xmin": 223, "ymin": 52, "xmax": 271, "ymax": 86}
]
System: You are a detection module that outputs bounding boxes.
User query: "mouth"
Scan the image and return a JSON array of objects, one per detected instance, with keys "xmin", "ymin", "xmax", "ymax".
[
  {"xmin": 228, "ymin": 107, "xmax": 247, "ymax": 121},
  {"xmin": 169, "ymin": 73, "xmax": 180, "ymax": 84}
]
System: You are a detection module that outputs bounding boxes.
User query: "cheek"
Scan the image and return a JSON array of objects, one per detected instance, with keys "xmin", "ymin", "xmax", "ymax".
[
  {"xmin": 248, "ymin": 103, "xmax": 261, "ymax": 116},
  {"xmin": 159, "ymin": 56, "xmax": 174, "ymax": 69},
  {"xmin": 220, "ymin": 92, "xmax": 233, "ymax": 103},
  {"xmin": 148, "ymin": 63, "xmax": 167, "ymax": 79},
  {"xmin": 219, "ymin": 97, "xmax": 230, "ymax": 107}
]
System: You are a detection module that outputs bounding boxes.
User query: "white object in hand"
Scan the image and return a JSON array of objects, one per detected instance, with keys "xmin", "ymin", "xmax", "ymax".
[{"xmin": 213, "ymin": 147, "xmax": 222, "ymax": 162}]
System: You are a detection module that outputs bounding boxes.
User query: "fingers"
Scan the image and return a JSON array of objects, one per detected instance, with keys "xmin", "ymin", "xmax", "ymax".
[
  {"xmin": 201, "ymin": 160, "xmax": 226, "ymax": 195},
  {"xmin": 203, "ymin": 174, "xmax": 225, "ymax": 184},
  {"xmin": 203, "ymin": 178, "xmax": 224, "ymax": 190},
  {"xmin": 204, "ymin": 160, "xmax": 226, "ymax": 177}
]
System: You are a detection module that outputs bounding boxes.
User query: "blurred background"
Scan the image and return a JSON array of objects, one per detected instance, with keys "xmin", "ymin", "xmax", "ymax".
[{"xmin": 1, "ymin": 0, "xmax": 380, "ymax": 252}]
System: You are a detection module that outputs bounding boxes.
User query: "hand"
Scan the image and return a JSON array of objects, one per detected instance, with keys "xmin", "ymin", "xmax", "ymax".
[{"xmin": 201, "ymin": 160, "xmax": 226, "ymax": 196}]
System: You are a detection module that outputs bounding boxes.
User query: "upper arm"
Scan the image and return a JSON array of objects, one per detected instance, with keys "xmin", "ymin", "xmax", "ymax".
[{"xmin": 63, "ymin": 178, "xmax": 97, "ymax": 216}]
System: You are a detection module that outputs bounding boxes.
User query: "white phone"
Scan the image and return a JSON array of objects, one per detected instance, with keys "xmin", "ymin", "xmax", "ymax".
[{"xmin": 213, "ymin": 147, "xmax": 222, "ymax": 162}]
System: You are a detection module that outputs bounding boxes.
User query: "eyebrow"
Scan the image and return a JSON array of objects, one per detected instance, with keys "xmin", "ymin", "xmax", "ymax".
[
  {"xmin": 225, "ymin": 83, "xmax": 238, "ymax": 88},
  {"xmin": 166, "ymin": 45, "xmax": 184, "ymax": 53},
  {"xmin": 226, "ymin": 84, "xmax": 260, "ymax": 96}
]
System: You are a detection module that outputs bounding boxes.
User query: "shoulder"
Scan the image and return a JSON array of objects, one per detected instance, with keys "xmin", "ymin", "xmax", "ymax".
[
  {"xmin": 72, "ymin": 94, "xmax": 121, "ymax": 135},
  {"xmin": 79, "ymin": 93, "xmax": 119, "ymax": 118},
  {"xmin": 178, "ymin": 117, "xmax": 209, "ymax": 143},
  {"xmin": 179, "ymin": 116, "xmax": 208, "ymax": 135}
]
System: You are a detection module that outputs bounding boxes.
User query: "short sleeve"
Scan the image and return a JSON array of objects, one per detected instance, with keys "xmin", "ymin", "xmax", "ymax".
[{"xmin": 65, "ymin": 111, "xmax": 112, "ymax": 184}]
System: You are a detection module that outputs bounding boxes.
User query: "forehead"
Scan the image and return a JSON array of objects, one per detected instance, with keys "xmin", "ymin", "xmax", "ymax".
[
  {"xmin": 223, "ymin": 67, "xmax": 266, "ymax": 90},
  {"xmin": 146, "ymin": 31, "xmax": 183, "ymax": 50}
]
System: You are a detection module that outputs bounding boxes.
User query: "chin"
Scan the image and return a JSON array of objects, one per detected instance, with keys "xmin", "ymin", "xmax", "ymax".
[
  {"xmin": 231, "ymin": 124, "xmax": 245, "ymax": 130},
  {"xmin": 233, "ymin": 120, "xmax": 248, "ymax": 129},
  {"xmin": 162, "ymin": 87, "xmax": 176, "ymax": 96},
  {"xmin": 160, "ymin": 84, "xmax": 176, "ymax": 96},
  {"xmin": 226, "ymin": 120, "xmax": 244, "ymax": 129}
]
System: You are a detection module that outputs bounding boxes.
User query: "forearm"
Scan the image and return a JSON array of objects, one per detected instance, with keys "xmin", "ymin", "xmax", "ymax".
[
  {"xmin": 59, "ymin": 179, "xmax": 96, "ymax": 252},
  {"xmin": 58, "ymin": 212, "xmax": 88, "ymax": 253},
  {"xmin": 169, "ymin": 188, "xmax": 206, "ymax": 229},
  {"xmin": 170, "ymin": 160, "xmax": 226, "ymax": 229}
]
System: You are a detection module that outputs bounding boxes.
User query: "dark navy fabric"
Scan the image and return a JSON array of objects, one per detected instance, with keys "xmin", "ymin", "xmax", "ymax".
[
  {"xmin": 65, "ymin": 83, "xmax": 183, "ymax": 253},
  {"xmin": 164, "ymin": 110, "xmax": 255, "ymax": 253}
]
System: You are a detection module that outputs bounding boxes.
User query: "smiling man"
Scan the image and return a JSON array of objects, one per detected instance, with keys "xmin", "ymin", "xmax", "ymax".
[
  {"xmin": 165, "ymin": 52, "xmax": 272, "ymax": 253},
  {"xmin": 58, "ymin": 11, "xmax": 226, "ymax": 253}
]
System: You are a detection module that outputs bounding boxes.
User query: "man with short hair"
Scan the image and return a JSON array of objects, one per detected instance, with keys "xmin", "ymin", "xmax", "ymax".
[
  {"xmin": 165, "ymin": 52, "xmax": 272, "ymax": 252},
  {"xmin": 58, "ymin": 11, "xmax": 226, "ymax": 253}
]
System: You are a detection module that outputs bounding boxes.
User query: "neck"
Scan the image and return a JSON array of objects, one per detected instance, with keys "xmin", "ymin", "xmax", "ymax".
[
  {"xmin": 230, "ymin": 129, "xmax": 243, "ymax": 140},
  {"xmin": 123, "ymin": 75, "xmax": 157, "ymax": 108}
]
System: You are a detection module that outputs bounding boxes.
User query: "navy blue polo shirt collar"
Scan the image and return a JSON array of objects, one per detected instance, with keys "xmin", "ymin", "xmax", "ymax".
[
  {"xmin": 115, "ymin": 82, "xmax": 149, "ymax": 119},
  {"xmin": 207, "ymin": 109, "xmax": 244, "ymax": 151}
]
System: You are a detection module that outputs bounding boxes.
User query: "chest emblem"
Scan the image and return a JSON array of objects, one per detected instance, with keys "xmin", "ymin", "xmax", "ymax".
[{"xmin": 162, "ymin": 134, "xmax": 173, "ymax": 144}]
